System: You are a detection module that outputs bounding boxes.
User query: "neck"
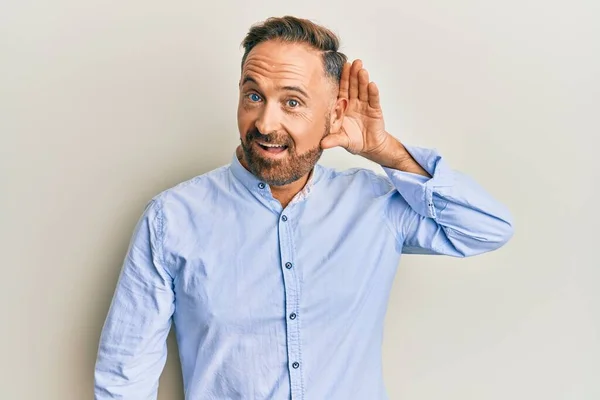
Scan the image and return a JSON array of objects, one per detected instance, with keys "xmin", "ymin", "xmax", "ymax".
[
  {"xmin": 236, "ymin": 145, "xmax": 312, "ymax": 208},
  {"xmin": 269, "ymin": 174, "xmax": 310, "ymax": 208}
]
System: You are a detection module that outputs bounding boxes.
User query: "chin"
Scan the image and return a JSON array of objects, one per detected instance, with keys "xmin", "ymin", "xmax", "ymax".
[{"xmin": 255, "ymin": 168, "xmax": 302, "ymax": 187}]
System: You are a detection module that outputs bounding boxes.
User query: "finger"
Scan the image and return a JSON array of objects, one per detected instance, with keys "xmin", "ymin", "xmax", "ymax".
[
  {"xmin": 320, "ymin": 132, "xmax": 350, "ymax": 150},
  {"xmin": 358, "ymin": 69, "xmax": 369, "ymax": 102},
  {"xmin": 338, "ymin": 62, "xmax": 350, "ymax": 99},
  {"xmin": 367, "ymin": 82, "xmax": 380, "ymax": 109},
  {"xmin": 349, "ymin": 59, "xmax": 362, "ymax": 99}
]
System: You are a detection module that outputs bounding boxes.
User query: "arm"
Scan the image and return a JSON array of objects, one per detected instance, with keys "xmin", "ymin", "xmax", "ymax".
[
  {"xmin": 381, "ymin": 143, "xmax": 514, "ymax": 257},
  {"xmin": 94, "ymin": 199, "xmax": 175, "ymax": 399},
  {"xmin": 321, "ymin": 59, "xmax": 513, "ymax": 256}
]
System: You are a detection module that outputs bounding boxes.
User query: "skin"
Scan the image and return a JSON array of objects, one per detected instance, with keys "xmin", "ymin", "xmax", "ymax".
[{"xmin": 237, "ymin": 39, "xmax": 429, "ymax": 208}]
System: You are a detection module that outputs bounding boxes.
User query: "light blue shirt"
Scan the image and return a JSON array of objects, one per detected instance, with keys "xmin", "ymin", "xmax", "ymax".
[{"xmin": 94, "ymin": 145, "xmax": 513, "ymax": 399}]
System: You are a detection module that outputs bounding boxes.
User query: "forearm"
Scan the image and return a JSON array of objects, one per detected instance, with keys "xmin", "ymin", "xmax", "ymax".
[{"xmin": 382, "ymin": 145, "xmax": 514, "ymax": 257}]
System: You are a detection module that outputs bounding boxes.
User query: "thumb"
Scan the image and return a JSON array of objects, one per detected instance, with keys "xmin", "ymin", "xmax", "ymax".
[{"xmin": 320, "ymin": 132, "xmax": 350, "ymax": 150}]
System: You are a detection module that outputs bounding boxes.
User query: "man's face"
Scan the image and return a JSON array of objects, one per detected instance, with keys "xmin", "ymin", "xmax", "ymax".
[{"xmin": 237, "ymin": 40, "xmax": 341, "ymax": 186}]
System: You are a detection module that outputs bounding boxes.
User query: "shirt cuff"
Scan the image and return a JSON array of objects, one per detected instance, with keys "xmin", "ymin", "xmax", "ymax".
[{"xmin": 381, "ymin": 145, "xmax": 453, "ymax": 219}]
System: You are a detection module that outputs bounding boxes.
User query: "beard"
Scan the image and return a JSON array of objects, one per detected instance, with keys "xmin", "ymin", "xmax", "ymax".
[{"xmin": 240, "ymin": 118, "xmax": 330, "ymax": 187}]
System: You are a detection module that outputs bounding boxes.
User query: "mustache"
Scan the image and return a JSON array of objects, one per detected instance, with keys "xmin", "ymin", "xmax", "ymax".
[{"xmin": 246, "ymin": 127, "xmax": 291, "ymax": 146}]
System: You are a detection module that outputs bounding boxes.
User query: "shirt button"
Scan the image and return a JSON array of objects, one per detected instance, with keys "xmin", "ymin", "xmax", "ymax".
[
  {"xmin": 292, "ymin": 362, "xmax": 299, "ymax": 369},
  {"xmin": 289, "ymin": 313, "xmax": 297, "ymax": 320},
  {"xmin": 281, "ymin": 215, "xmax": 288, "ymax": 221},
  {"xmin": 285, "ymin": 262, "xmax": 293, "ymax": 269},
  {"xmin": 258, "ymin": 182, "xmax": 266, "ymax": 189}
]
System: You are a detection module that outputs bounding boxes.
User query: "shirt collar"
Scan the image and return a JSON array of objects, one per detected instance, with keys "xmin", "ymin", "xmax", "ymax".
[{"xmin": 229, "ymin": 146, "xmax": 323, "ymax": 203}]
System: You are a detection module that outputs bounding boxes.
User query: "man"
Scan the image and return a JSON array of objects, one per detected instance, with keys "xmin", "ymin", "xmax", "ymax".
[{"xmin": 94, "ymin": 15, "xmax": 513, "ymax": 400}]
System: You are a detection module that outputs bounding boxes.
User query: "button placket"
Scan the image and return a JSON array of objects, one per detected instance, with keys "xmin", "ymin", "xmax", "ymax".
[{"xmin": 278, "ymin": 211, "xmax": 303, "ymax": 399}]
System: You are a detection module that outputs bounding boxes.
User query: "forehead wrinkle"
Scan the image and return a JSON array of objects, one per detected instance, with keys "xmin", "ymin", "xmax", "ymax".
[
  {"xmin": 244, "ymin": 58, "xmax": 307, "ymax": 80},
  {"xmin": 243, "ymin": 64, "xmax": 326, "ymax": 99},
  {"xmin": 244, "ymin": 64, "xmax": 305, "ymax": 81},
  {"xmin": 243, "ymin": 68, "xmax": 313, "ymax": 98}
]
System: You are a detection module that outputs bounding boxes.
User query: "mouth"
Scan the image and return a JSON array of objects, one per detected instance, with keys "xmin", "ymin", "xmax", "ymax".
[{"xmin": 256, "ymin": 141, "xmax": 289, "ymax": 155}]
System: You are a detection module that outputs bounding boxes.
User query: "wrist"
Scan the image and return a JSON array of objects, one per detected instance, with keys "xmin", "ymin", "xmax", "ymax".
[
  {"xmin": 365, "ymin": 133, "xmax": 431, "ymax": 177},
  {"xmin": 363, "ymin": 133, "xmax": 411, "ymax": 169}
]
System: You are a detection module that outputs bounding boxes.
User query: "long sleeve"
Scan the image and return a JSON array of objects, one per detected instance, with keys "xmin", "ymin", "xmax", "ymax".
[
  {"xmin": 94, "ymin": 199, "xmax": 175, "ymax": 399},
  {"xmin": 382, "ymin": 145, "xmax": 514, "ymax": 257}
]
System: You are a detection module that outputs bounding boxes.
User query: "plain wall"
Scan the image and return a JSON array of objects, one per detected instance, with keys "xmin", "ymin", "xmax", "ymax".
[{"xmin": 1, "ymin": 0, "xmax": 598, "ymax": 399}]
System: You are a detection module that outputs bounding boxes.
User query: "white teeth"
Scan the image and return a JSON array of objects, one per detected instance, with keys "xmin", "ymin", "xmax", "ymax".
[{"xmin": 259, "ymin": 142, "xmax": 286, "ymax": 148}]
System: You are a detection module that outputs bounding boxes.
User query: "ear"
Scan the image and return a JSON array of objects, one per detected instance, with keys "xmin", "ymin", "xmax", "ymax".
[{"xmin": 329, "ymin": 97, "xmax": 348, "ymax": 134}]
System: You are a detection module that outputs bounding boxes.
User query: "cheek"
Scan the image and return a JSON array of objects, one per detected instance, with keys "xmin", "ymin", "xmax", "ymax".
[{"xmin": 287, "ymin": 116, "xmax": 325, "ymax": 152}]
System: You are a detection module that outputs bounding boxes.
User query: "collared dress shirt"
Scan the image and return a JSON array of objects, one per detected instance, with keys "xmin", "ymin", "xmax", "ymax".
[{"xmin": 94, "ymin": 145, "xmax": 513, "ymax": 400}]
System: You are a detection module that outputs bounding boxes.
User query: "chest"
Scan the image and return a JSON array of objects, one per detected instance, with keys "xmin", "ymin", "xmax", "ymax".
[{"xmin": 169, "ymin": 200, "xmax": 398, "ymax": 333}]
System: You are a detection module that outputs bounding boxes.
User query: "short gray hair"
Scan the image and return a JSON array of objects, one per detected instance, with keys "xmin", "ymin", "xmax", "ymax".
[{"xmin": 241, "ymin": 16, "xmax": 347, "ymax": 83}]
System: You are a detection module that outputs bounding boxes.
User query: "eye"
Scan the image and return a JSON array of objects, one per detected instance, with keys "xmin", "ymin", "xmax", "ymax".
[
  {"xmin": 248, "ymin": 93, "xmax": 262, "ymax": 102},
  {"xmin": 286, "ymin": 99, "xmax": 300, "ymax": 108}
]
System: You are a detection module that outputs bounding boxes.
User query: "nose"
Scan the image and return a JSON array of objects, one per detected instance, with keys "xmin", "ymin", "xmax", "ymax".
[{"xmin": 255, "ymin": 102, "xmax": 281, "ymax": 135}]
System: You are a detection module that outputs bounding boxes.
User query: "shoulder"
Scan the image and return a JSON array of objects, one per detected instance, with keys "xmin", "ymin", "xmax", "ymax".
[
  {"xmin": 148, "ymin": 163, "xmax": 232, "ymax": 215},
  {"xmin": 317, "ymin": 164, "xmax": 394, "ymax": 197}
]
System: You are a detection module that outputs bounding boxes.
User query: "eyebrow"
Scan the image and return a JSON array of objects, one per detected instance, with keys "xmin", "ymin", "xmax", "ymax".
[{"xmin": 241, "ymin": 75, "xmax": 310, "ymax": 99}]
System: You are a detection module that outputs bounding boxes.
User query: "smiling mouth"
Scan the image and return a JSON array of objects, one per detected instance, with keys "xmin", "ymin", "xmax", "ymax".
[{"xmin": 257, "ymin": 142, "xmax": 289, "ymax": 153}]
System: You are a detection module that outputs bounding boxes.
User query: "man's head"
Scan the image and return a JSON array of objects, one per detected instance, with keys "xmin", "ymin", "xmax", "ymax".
[{"xmin": 237, "ymin": 16, "xmax": 348, "ymax": 186}]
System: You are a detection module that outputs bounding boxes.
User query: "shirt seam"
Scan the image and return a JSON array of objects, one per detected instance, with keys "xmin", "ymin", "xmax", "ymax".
[{"xmin": 151, "ymin": 196, "xmax": 176, "ymax": 281}]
